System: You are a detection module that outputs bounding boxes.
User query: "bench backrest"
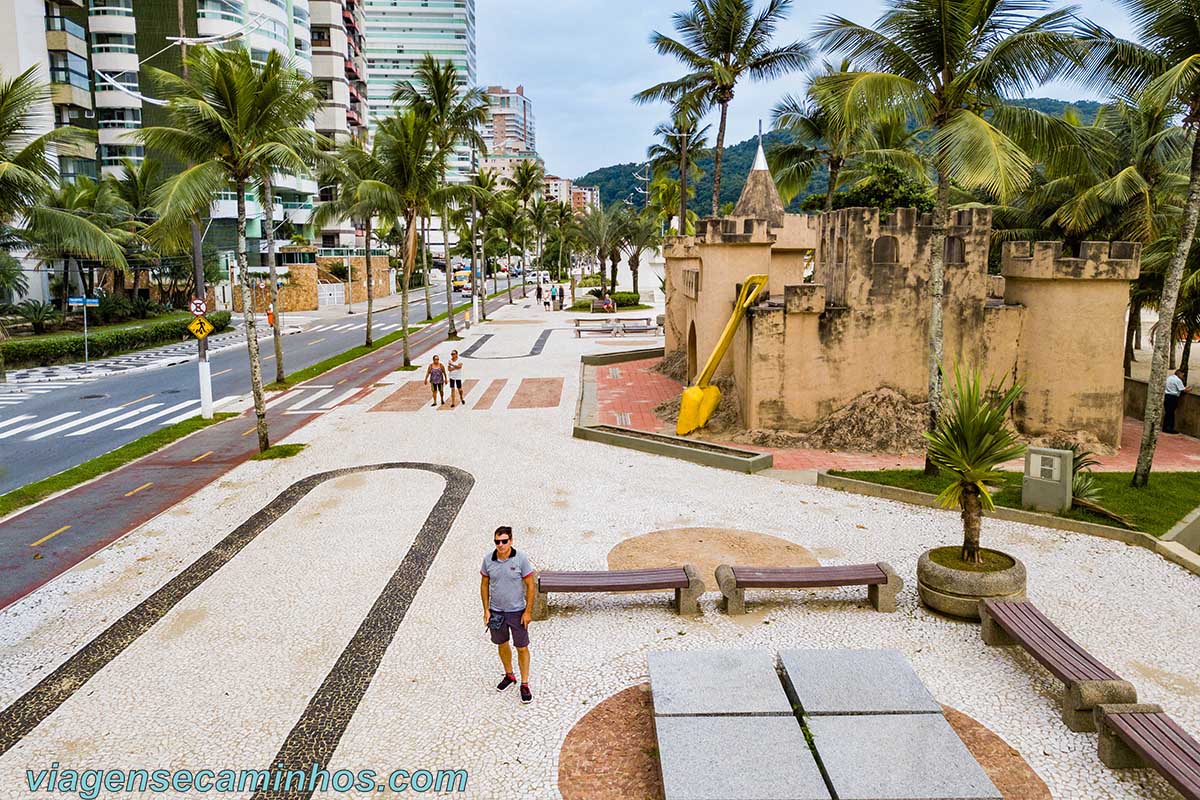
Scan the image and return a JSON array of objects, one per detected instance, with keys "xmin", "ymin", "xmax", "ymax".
[
  {"xmin": 1106, "ymin": 711, "xmax": 1200, "ymax": 799},
  {"xmin": 731, "ymin": 564, "xmax": 886, "ymax": 589},
  {"xmin": 983, "ymin": 600, "xmax": 1121, "ymax": 683},
  {"xmin": 539, "ymin": 567, "xmax": 690, "ymax": 592}
]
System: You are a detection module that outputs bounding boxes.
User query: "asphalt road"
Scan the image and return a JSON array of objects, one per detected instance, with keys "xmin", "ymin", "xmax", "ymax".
[{"xmin": 0, "ymin": 285, "xmax": 516, "ymax": 495}]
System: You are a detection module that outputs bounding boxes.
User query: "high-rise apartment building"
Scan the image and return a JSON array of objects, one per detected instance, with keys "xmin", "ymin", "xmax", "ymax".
[
  {"xmin": 572, "ymin": 185, "xmax": 600, "ymax": 213},
  {"xmin": 544, "ymin": 175, "xmax": 572, "ymax": 206},
  {"xmin": 363, "ymin": 0, "xmax": 475, "ymax": 178},
  {"xmin": 483, "ymin": 84, "xmax": 534, "ymax": 156}
]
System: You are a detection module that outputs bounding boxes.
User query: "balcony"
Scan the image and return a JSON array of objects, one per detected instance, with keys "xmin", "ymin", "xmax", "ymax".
[{"xmin": 46, "ymin": 17, "xmax": 88, "ymax": 58}]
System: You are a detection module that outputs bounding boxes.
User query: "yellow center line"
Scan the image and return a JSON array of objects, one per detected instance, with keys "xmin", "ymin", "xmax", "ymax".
[
  {"xmin": 336, "ymin": 378, "xmax": 347, "ymax": 385},
  {"xmin": 307, "ymin": 338, "xmax": 326, "ymax": 346},
  {"xmin": 30, "ymin": 525, "xmax": 71, "ymax": 547},
  {"xmin": 125, "ymin": 482, "xmax": 153, "ymax": 498},
  {"xmin": 242, "ymin": 427, "xmax": 256, "ymax": 436},
  {"xmin": 262, "ymin": 354, "xmax": 275, "ymax": 361},
  {"xmin": 358, "ymin": 367, "xmax": 368, "ymax": 374},
  {"xmin": 191, "ymin": 450, "xmax": 213, "ymax": 462},
  {"xmin": 120, "ymin": 393, "xmax": 154, "ymax": 409},
  {"xmin": 213, "ymin": 368, "xmax": 232, "ymax": 377}
]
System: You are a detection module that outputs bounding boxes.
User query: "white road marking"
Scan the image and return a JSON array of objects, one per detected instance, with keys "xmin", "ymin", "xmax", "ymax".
[
  {"xmin": 0, "ymin": 412, "xmax": 80, "ymax": 440},
  {"xmin": 283, "ymin": 388, "xmax": 333, "ymax": 411},
  {"xmin": 0, "ymin": 414, "xmax": 37, "ymax": 432},
  {"xmin": 28, "ymin": 407, "xmax": 127, "ymax": 440},
  {"xmin": 68, "ymin": 404, "xmax": 165, "ymax": 436},
  {"xmin": 115, "ymin": 400, "xmax": 200, "ymax": 429}
]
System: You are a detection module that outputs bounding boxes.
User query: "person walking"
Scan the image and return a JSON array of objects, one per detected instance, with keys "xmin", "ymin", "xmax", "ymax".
[
  {"xmin": 480, "ymin": 526, "xmax": 535, "ymax": 704},
  {"xmin": 448, "ymin": 349, "xmax": 467, "ymax": 408},
  {"xmin": 549, "ymin": 284, "xmax": 557, "ymax": 311},
  {"xmin": 535, "ymin": 282, "xmax": 544, "ymax": 308},
  {"xmin": 1164, "ymin": 367, "xmax": 1189, "ymax": 434},
  {"xmin": 425, "ymin": 355, "xmax": 447, "ymax": 407}
]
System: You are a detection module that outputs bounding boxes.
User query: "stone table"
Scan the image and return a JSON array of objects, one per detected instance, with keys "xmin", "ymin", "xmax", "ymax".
[{"xmin": 779, "ymin": 648, "xmax": 942, "ymax": 715}]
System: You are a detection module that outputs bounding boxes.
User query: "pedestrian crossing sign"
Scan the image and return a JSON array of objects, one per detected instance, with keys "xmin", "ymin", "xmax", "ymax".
[{"xmin": 188, "ymin": 316, "xmax": 215, "ymax": 339}]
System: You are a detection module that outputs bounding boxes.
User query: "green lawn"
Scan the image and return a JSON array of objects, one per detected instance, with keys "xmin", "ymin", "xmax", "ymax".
[
  {"xmin": 14, "ymin": 312, "xmax": 191, "ymax": 342},
  {"xmin": 829, "ymin": 469, "xmax": 1200, "ymax": 537},
  {"xmin": 0, "ymin": 412, "xmax": 237, "ymax": 519},
  {"xmin": 251, "ymin": 443, "xmax": 307, "ymax": 460}
]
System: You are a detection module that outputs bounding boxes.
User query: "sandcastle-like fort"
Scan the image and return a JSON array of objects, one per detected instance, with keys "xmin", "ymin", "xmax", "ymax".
[{"xmin": 663, "ymin": 145, "xmax": 1141, "ymax": 448}]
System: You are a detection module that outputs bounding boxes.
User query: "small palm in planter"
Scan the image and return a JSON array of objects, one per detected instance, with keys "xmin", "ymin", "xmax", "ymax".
[{"xmin": 916, "ymin": 367, "xmax": 1027, "ymax": 619}]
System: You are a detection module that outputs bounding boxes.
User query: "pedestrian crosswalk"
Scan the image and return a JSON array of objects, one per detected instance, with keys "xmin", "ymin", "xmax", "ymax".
[
  {"xmin": 0, "ymin": 380, "xmax": 96, "ymax": 408},
  {"xmin": 306, "ymin": 322, "xmax": 404, "ymax": 334}
]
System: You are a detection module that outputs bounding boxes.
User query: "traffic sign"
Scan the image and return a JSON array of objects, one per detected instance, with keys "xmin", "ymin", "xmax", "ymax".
[
  {"xmin": 187, "ymin": 316, "xmax": 215, "ymax": 339},
  {"xmin": 189, "ymin": 298, "xmax": 208, "ymax": 316},
  {"xmin": 68, "ymin": 297, "xmax": 99, "ymax": 307}
]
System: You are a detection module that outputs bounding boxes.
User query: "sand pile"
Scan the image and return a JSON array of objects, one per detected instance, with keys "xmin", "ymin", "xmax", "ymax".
[{"xmin": 652, "ymin": 351, "xmax": 687, "ymax": 383}]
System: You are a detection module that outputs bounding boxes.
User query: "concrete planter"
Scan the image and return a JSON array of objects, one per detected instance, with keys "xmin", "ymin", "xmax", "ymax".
[{"xmin": 916, "ymin": 548, "xmax": 1026, "ymax": 620}]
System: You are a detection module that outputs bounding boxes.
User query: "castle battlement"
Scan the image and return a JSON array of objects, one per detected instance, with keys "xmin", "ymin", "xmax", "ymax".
[
  {"xmin": 1001, "ymin": 241, "xmax": 1141, "ymax": 281},
  {"xmin": 695, "ymin": 216, "xmax": 776, "ymax": 245}
]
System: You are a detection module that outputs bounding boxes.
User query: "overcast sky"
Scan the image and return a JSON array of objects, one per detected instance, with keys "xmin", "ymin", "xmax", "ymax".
[{"xmin": 476, "ymin": 0, "xmax": 1137, "ymax": 181}]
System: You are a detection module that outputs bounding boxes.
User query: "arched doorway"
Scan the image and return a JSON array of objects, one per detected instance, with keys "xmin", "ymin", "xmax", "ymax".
[{"xmin": 687, "ymin": 322, "xmax": 698, "ymax": 384}]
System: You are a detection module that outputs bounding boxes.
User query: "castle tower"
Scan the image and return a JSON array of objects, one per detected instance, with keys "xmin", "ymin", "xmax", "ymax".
[{"xmin": 733, "ymin": 141, "xmax": 786, "ymax": 228}]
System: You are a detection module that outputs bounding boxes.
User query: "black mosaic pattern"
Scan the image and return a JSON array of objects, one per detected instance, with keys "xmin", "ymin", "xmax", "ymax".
[
  {"xmin": 461, "ymin": 328, "xmax": 554, "ymax": 360},
  {"xmin": 0, "ymin": 463, "xmax": 475, "ymax": 791}
]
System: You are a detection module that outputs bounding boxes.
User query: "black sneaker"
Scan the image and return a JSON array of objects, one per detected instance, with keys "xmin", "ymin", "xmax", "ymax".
[
  {"xmin": 520, "ymin": 683, "xmax": 533, "ymax": 704},
  {"xmin": 497, "ymin": 674, "xmax": 517, "ymax": 692}
]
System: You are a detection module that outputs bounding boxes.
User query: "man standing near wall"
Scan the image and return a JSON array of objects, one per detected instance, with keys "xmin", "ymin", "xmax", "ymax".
[{"xmin": 1164, "ymin": 368, "xmax": 1189, "ymax": 434}]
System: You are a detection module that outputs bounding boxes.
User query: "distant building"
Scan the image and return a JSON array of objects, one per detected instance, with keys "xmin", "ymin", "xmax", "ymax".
[
  {"xmin": 482, "ymin": 151, "xmax": 544, "ymax": 187},
  {"xmin": 572, "ymin": 185, "xmax": 600, "ymax": 212},
  {"xmin": 483, "ymin": 84, "xmax": 535, "ymax": 156},
  {"xmin": 544, "ymin": 175, "xmax": 573, "ymax": 206}
]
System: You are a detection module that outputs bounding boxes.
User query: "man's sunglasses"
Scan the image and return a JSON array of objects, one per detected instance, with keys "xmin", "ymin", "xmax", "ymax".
[{"xmin": 494, "ymin": 538, "xmax": 510, "ymax": 544}]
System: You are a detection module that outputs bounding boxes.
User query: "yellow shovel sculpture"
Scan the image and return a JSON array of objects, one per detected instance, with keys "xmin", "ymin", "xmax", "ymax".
[{"xmin": 677, "ymin": 275, "xmax": 768, "ymax": 435}]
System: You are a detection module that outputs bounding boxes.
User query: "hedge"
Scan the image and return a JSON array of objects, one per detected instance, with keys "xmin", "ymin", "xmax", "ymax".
[
  {"xmin": 2, "ymin": 311, "xmax": 232, "ymax": 368},
  {"xmin": 569, "ymin": 292, "xmax": 643, "ymax": 312}
]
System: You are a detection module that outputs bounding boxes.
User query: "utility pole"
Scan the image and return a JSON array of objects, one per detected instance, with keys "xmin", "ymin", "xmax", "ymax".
[{"xmin": 180, "ymin": 0, "xmax": 213, "ymax": 418}]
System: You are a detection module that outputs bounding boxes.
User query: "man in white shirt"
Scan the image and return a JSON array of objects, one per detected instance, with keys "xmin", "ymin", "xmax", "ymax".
[
  {"xmin": 448, "ymin": 349, "xmax": 467, "ymax": 408},
  {"xmin": 1164, "ymin": 368, "xmax": 1189, "ymax": 434}
]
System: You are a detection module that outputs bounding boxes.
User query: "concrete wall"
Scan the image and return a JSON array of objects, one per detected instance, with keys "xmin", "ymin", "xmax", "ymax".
[
  {"xmin": 233, "ymin": 263, "xmax": 320, "ymax": 313},
  {"xmin": 316, "ymin": 254, "xmax": 393, "ymax": 304},
  {"xmin": 1125, "ymin": 377, "xmax": 1200, "ymax": 438}
]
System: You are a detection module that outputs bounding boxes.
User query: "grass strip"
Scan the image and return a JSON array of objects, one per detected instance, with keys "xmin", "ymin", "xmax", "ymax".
[
  {"xmin": 0, "ymin": 412, "xmax": 237, "ymax": 519},
  {"xmin": 251, "ymin": 443, "xmax": 307, "ymax": 460},
  {"xmin": 829, "ymin": 468, "xmax": 1200, "ymax": 536}
]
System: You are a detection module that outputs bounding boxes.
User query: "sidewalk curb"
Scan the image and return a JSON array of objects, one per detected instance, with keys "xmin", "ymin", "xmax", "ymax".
[{"xmin": 3, "ymin": 326, "xmax": 303, "ymax": 385}]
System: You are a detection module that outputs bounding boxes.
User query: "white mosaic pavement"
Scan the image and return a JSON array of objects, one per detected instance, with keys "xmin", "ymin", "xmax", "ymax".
[{"xmin": 1, "ymin": 300, "xmax": 1197, "ymax": 799}]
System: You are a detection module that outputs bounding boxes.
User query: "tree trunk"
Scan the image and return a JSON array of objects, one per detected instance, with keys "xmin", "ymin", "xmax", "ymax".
[
  {"xmin": 631, "ymin": 253, "xmax": 639, "ymax": 296},
  {"xmin": 1169, "ymin": 332, "xmax": 1177, "ymax": 370},
  {"xmin": 1180, "ymin": 325, "xmax": 1194, "ymax": 384},
  {"xmin": 236, "ymin": 179, "xmax": 269, "ymax": 453},
  {"xmin": 364, "ymin": 217, "xmax": 374, "ymax": 347},
  {"xmin": 473, "ymin": 199, "xmax": 486, "ymax": 322},
  {"xmin": 1134, "ymin": 131, "xmax": 1200, "ymax": 487},
  {"xmin": 826, "ymin": 160, "xmax": 841, "ymax": 212},
  {"xmin": 505, "ymin": 234, "xmax": 514, "ymax": 303},
  {"xmin": 679, "ymin": 129, "xmax": 688, "ymax": 234},
  {"xmin": 1124, "ymin": 296, "xmax": 1140, "ymax": 377},
  {"xmin": 711, "ymin": 101, "xmax": 728, "ymax": 216},
  {"xmin": 422, "ymin": 215, "xmax": 432, "ymax": 321},
  {"xmin": 442, "ymin": 202, "xmax": 457, "ymax": 337},
  {"xmin": 263, "ymin": 177, "xmax": 285, "ymax": 384},
  {"xmin": 924, "ymin": 168, "xmax": 950, "ymax": 476},
  {"xmin": 960, "ymin": 486, "xmax": 982, "ymax": 564},
  {"xmin": 610, "ymin": 248, "xmax": 619, "ymax": 293},
  {"xmin": 520, "ymin": 202, "xmax": 529, "ymax": 298},
  {"xmin": 402, "ymin": 212, "xmax": 416, "ymax": 367}
]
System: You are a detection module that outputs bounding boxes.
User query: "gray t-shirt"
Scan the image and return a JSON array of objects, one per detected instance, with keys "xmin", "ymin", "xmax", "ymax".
[{"xmin": 481, "ymin": 549, "xmax": 533, "ymax": 612}]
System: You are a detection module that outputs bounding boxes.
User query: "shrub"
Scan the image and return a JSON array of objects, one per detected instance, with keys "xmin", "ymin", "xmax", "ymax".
[
  {"xmin": 130, "ymin": 297, "xmax": 155, "ymax": 319},
  {"xmin": 612, "ymin": 292, "xmax": 641, "ymax": 307},
  {"xmin": 1, "ymin": 311, "xmax": 232, "ymax": 368},
  {"xmin": 16, "ymin": 300, "xmax": 60, "ymax": 334},
  {"xmin": 569, "ymin": 299, "xmax": 592, "ymax": 311},
  {"xmin": 97, "ymin": 293, "xmax": 132, "ymax": 323},
  {"xmin": 577, "ymin": 274, "xmax": 602, "ymax": 287}
]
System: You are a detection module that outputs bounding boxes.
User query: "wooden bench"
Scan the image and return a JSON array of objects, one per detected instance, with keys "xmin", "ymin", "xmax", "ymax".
[
  {"xmin": 531, "ymin": 565, "xmax": 704, "ymax": 620},
  {"xmin": 590, "ymin": 297, "xmax": 616, "ymax": 313},
  {"xmin": 715, "ymin": 562, "xmax": 902, "ymax": 614},
  {"xmin": 979, "ymin": 599, "xmax": 1136, "ymax": 731},
  {"xmin": 1094, "ymin": 704, "xmax": 1200, "ymax": 799}
]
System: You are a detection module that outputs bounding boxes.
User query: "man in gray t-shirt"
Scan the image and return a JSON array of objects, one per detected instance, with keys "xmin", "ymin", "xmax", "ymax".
[{"xmin": 480, "ymin": 526, "xmax": 536, "ymax": 703}]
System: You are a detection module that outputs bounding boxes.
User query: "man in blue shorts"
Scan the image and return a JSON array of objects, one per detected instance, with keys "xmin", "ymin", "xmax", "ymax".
[{"xmin": 480, "ymin": 526, "xmax": 536, "ymax": 703}]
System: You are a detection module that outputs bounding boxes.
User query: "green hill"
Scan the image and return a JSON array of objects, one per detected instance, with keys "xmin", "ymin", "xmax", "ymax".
[{"xmin": 573, "ymin": 98, "xmax": 1103, "ymax": 214}]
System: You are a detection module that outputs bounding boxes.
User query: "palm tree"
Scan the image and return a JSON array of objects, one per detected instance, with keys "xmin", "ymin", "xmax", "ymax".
[
  {"xmin": 1083, "ymin": 2, "xmax": 1200, "ymax": 485},
  {"xmin": 489, "ymin": 197, "xmax": 521, "ymax": 304},
  {"xmin": 648, "ymin": 107, "xmax": 710, "ymax": 230},
  {"xmin": 107, "ymin": 158, "xmax": 169, "ymax": 296},
  {"xmin": 33, "ymin": 178, "xmax": 129, "ymax": 310},
  {"xmin": 529, "ymin": 197, "xmax": 550, "ymax": 276},
  {"xmin": 472, "ymin": 168, "xmax": 500, "ymax": 296},
  {"xmin": 142, "ymin": 46, "xmax": 322, "ymax": 453},
  {"xmin": 579, "ymin": 204, "xmax": 617, "ymax": 297},
  {"xmin": 635, "ymin": 0, "xmax": 811, "ymax": 215},
  {"xmin": 507, "ymin": 160, "xmax": 543, "ymax": 296},
  {"xmin": 815, "ymin": 0, "xmax": 1086, "ymax": 475},
  {"xmin": 924, "ymin": 367, "xmax": 1026, "ymax": 564},
  {"xmin": 394, "ymin": 54, "xmax": 488, "ymax": 339},
  {"xmin": 621, "ymin": 209, "xmax": 663, "ymax": 296},
  {"xmin": 551, "ymin": 201, "xmax": 578, "ymax": 287}
]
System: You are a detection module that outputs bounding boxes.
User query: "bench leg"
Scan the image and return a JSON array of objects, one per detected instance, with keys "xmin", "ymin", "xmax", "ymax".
[
  {"xmin": 869, "ymin": 562, "xmax": 902, "ymax": 612},
  {"xmin": 714, "ymin": 564, "xmax": 744, "ymax": 615},
  {"xmin": 1064, "ymin": 680, "xmax": 1138, "ymax": 732},
  {"xmin": 1094, "ymin": 704, "xmax": 1163, "ymax": 768},
  {"xmin": 531, "ymin": 589, "xmax": 549, "ymax": 621},
  {"xmin": 978, "ymin": 601, "xmax": 1015, "ymax": 646},
  {"xmin": 675, "ymin": 564, "xmax": 705, "ymax": 617}
]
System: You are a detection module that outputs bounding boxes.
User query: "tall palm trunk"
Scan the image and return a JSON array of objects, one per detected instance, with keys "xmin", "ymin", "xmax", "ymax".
[
  {"xmin": 1134, "ymin": 133, "xmax": 1200, "ymax": 487},
  {"xmin": 826, "ymin": 159, "xmax": 841, "ymax": 212},
  {"xmin": 631, "ymin": 253, "xmax": 640, "ymax": 295},
  {"xmin": 960, "ymin": 486, "xmax": 983, "ymax": 564},
  {"xmin": 1181, "ymin": 325, "xmax": 1194, "ymax": 384},
  {"xmin": 263, "ymin": 177, "xmax": 285, "ymax": 384},
  {"xmin": 598, "ymin": 247, "xmax": 607, "ymax": 296},
  {"xmin": 442, "ymin": 201, "xmax": 457, "ymax": 337},
  {"xmin": 422, "ymin": 215, "xmax": 432, "ymax": 321},
  {"xmin": 679, "ymin": 129, "xmax": 688, "ymax": 234},
  {"xmin": 236, "ymin": 180, "xmax": 269, "ymax": 452},
  {"xmin": 505, "ymin": 233, "xmax": 514, "ymax": 303},
  {"xmin": 520, "ymin": 201, "xmax": 529, "ymax": 298},
  {"xmin": 473, "ymin": 211, "xmax": 486, "ymax": 322},
  {"xmin": 402, "ymin": 214, "xmax": 416, "ymax": 367},
  {"xmin": 1125, "ymin": 296, "xmax": 1141, "ymax": 377},
  {"xmin": 924, "ymin": 169, "xmax": 950, "ymax": 476},
  {"xmin": 710, "ymin": 100, "xmax": 729, "ymax": 216},
  {"xmin": 364, "ymin": 218, "xmax": 374, "ymax": 346}
]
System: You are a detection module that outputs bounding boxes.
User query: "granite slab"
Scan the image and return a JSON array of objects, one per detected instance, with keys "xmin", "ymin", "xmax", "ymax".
[
  {"xmin": 780, "ymin": 648, "xmax": 942, "ymax": 715},
  {"xmin": 806, "ymin": 714, "xmax": 1003, "ymax": 800},
  {"xmin": 648, "ymin": 650, "xmax": 793, "ymax": 716},
  {"xmin": 656, "ymin": 715, "xmax": 831, "ymax": 800}
]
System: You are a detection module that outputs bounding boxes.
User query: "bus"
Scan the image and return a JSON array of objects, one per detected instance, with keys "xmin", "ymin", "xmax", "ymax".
[{"xmin": 451, "ymin": 269, "xmax": 473, "ymax": 293}]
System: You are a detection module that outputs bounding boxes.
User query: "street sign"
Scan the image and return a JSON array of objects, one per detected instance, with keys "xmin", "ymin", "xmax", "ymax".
[
  {"xmin": 189, "ymin": 298, "xmax": 208, "ymax": 316},
  {"xmin": 67, "ymin": 297, "xmax": 99, "ymax": 307},
  {"xmin": 188, "ymin": 316, "xmax": 215, "ymax": 339}
]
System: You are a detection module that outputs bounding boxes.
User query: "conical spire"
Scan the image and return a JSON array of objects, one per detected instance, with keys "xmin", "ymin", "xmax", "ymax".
[{"xmin": 734, "ymin": 120, "xmax": 785, "ymax": 227}]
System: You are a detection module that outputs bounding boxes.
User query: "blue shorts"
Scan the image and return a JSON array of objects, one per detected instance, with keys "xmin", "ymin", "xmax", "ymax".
[{"xmin": 488, "ymin": 610, "xmax": 529, "ymax": 647}]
